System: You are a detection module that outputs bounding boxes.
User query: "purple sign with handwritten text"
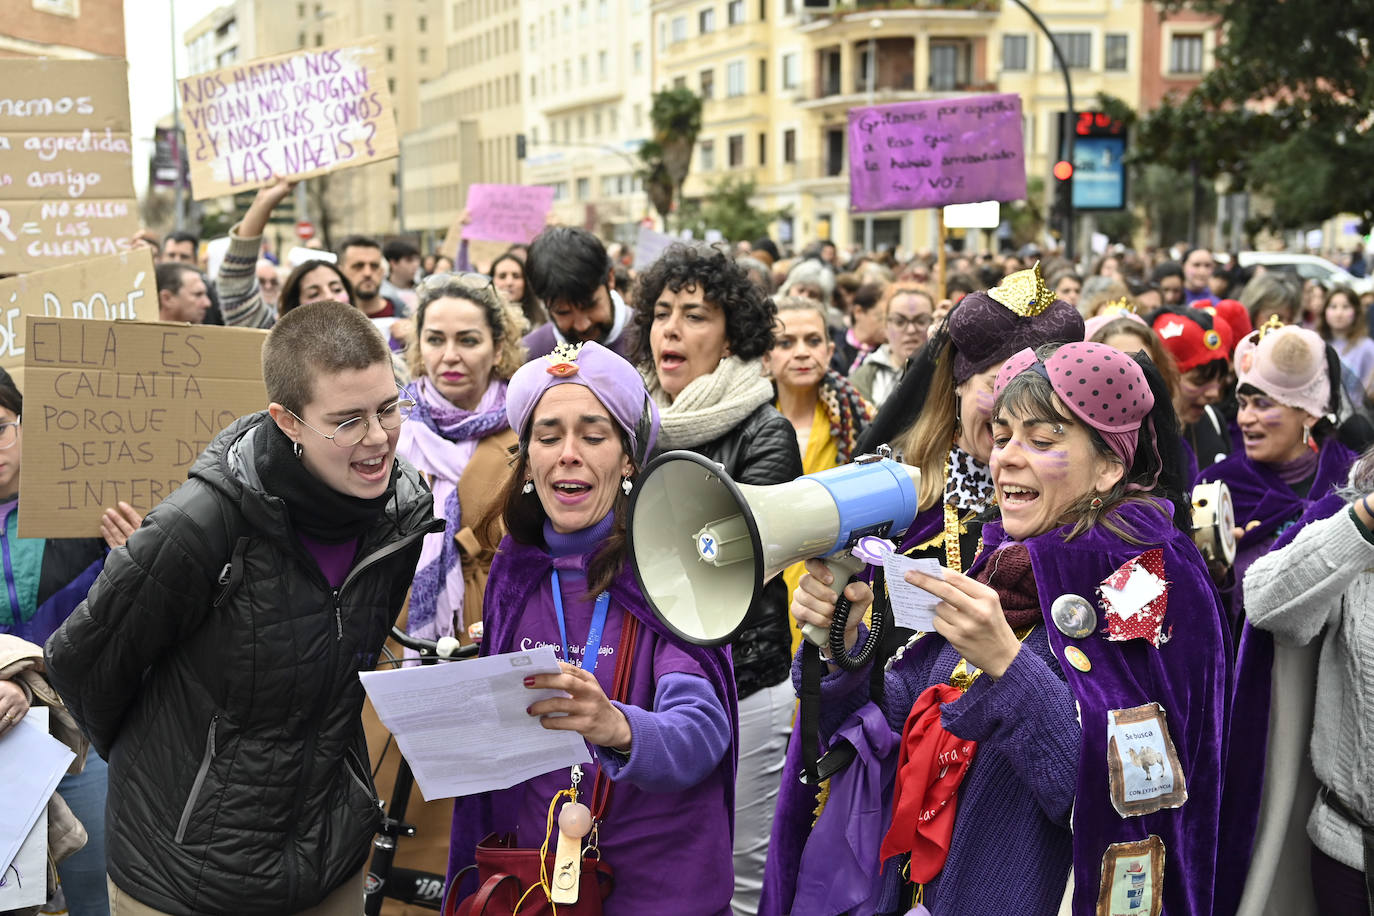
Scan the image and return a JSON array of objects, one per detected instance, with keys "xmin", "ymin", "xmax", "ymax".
[
  {"xmin": 848, "ymin": 94, "xmax": 1026, "ymax": 212},
  {"xmin": 461, "ymin": 184, "xmax": 556, "ymax": 245}
]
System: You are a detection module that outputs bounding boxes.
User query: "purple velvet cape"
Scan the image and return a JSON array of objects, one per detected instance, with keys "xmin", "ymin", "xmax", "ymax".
[
  {"xmin": 764, "ymin": 501, "xmax": 1231, "ymax": 916},
  {"xmin": 1198, "ymin": 442, "xmax": 1355, "ymax": 915},
  {"xmin": 444, "ymin": 530, "xmax": 740, "ymax": 901},
  {"xmin": 759, "ymin": 503, "xmax": 946, "ymax": 916}
]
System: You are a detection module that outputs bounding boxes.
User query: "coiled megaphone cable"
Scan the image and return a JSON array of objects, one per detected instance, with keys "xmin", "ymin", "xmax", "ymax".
[{"xmin": 826, "ymin": 569, "xmax": 886, "ymax": 671}]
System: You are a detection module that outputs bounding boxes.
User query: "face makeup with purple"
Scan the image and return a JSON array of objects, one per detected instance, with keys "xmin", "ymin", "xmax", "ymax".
[
  {"xmin": 1237, "ymin": 389, "xmax": 1314, "ymax": 465},
  {"xmin": 526, "ymin": 384, "xmax": 633, "ymax": 533},
  {"xmin": 991, "ymin": 396, "xmax": 1124, "ymax": 540},
  {"xmin": 956, "ymin": 364, "xmax": 1002, "ymax": 464}
]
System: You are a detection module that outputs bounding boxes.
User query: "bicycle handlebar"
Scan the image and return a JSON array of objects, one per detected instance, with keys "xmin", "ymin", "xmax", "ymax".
[{"xmin": 387, "ymin": 626, "xmax": 479, "ymax": 660}]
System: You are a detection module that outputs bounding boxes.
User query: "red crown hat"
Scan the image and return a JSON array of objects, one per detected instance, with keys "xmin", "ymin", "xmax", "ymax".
[
  {"xmin": 1209, "ymin": 299, "xmax": 1253, "ymax": 351},
  {"xmin": 1150, "ymin": 308, "xmax": 1233, "ymax": 373}
]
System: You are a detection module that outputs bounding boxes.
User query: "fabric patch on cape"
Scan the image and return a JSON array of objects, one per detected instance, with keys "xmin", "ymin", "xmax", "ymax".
[
  {"xmin": 1095, "ymin": 835, "xmax": 1165, "ymax": 916},
  {"xmin": 1106, "ymin": 703, "xmax": 1187, "ymax": 817},
  {"xmin": 1098, "ymin": 548, "xmax": 1171, "ymax": 648},
  {"xmin": 943, "ymin": 445, "xmax": 995, "ymax": 512}
]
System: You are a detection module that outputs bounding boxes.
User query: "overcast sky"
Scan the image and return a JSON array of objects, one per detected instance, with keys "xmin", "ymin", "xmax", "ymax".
[{"xmin": 125, "ymin": 0, "xmax": 222, "ymax": 193}]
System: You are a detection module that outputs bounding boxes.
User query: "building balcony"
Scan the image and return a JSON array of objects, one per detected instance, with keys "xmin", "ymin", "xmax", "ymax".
[{"xmin": 799, "ymin": 3, "xmax": 999, "ymax": 37}]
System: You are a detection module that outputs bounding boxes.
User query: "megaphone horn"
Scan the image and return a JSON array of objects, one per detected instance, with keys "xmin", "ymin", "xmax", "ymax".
[{"xmin": 627, "ymin": 450, "xmax": 921, "ymax": 652}]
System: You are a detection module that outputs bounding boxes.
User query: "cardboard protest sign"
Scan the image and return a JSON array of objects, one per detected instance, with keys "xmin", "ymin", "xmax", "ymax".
[
  {"xmin": 460, "ymin": 184, "xmax": 555, "ymax": 245},
  {"xmin": 19, "ymin": 317, "xmax": 268, "ymax": 538},
  {"xmin": 848, "ymin": 93, "xmax": 1025, "ymax": 212},
  {"xmin": 0, "ymin": 248, "xmax": 156, "ymax": 390},
  {"xmin": 0, "ymin": 59, "xmax": 138, "ymax": 272},
  {"xmin": 633, "ymin": 225, "xmax": 675, "ymax": 269},
  {"xmin": 178, "ymin": 39, "xmax": 399, "ymax": 200}
]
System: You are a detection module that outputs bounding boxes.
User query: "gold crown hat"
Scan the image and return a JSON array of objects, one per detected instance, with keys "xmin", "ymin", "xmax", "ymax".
[{"xmin": 987, "ymin": 262, "xmax": 1058, "ymax": 318}]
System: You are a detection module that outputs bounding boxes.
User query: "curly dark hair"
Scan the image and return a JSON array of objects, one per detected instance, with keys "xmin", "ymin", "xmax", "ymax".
[{"xmin": 629, "ymin": 242, "xmax": 776, "ymax": 366}]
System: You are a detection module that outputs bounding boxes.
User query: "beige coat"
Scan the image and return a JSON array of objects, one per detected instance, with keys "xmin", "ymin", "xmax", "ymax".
[{"xmin": 0, "ymin": 634, "xmax": 90, "ymax": 913}]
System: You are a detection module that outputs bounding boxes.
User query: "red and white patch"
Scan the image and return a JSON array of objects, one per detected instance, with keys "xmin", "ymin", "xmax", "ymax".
[{"xmin": 1098, "ymin": 548, "xmax": 1171, "ymax": 648}]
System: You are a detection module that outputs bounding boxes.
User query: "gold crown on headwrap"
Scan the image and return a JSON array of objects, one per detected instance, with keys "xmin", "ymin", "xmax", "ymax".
[
  {"xmin": 1258, "ymin": 314, "xmax": 1286, "ymax": 339},
  {"xmin": 988, "ymin": 262, "xmax": 1057, "ymax": 318},
  {"xmin": 544, "ymin": 341, "xmax": 585, "ymax": 377}
]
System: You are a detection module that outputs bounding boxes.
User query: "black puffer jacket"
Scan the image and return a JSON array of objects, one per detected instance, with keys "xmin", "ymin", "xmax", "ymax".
[
  {"xmin": 45, "ymin": 413, "xmax": 438, "ymax": 915},
  {"xmin": 695, "ymin": 402, "xmax": 803, "ymax": 699}
]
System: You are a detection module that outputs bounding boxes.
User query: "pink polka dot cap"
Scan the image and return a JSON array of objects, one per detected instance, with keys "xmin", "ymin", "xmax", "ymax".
[{"xmin": 994, "ymin": 341, "xmax": 1156, "ymax": 473}]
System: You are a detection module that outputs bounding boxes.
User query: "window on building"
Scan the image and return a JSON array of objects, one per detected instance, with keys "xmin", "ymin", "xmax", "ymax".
[
  {"xmin": 579, "ymin": 0, "xmax": 588, "ymax": 26},
  {"xmin": 633, "ymin": 43, "xmax": 644, "ymax": 74},
  {"xmin": 530, "ymin": 25, "xmax": 536, "ymax": 50},
  {"xmin": 784, "ymin": 0, "xmax": 795, "ymax": 14},
  {"xmin": 297, "ymin": 3, "xmax": 305, "ymax": 17},
  {"xmin": 759, "ymin": 0, "xmax": 766, "ymax": 18},
  {"xmin": 599, "ymin": 51, "xmax": 609, "ymax": 79},
  {"xmin": 562, "ymin": 5, "xmax": 572, "ymax": 32},
  {"xmin": 728, "ymin": 0, "xmax": 745, "ymax": 24},
  {"xmin": 594, "ymin": 111, "xmax": 602, "ymax": 134},
  {"xmin": 758, "ymin": 58, "xmax": 767, "ymax": 92},
  {"xmin": 758, "ymin": 131, "xmax": 767, "ymax": 165},
  {"xmin": 385, "ymin": 13, "xmax": 394, "ymax": 29},
  {"xmin": 598, "ymin": 0, "xmax": 608, "ymax": 19},
  {"xmin": 700, "ymin": 139, "xmax": 716, "ymax": 171},
  {"xmin": 419, "ymin": 15, "xmax": 427, "ymax": 30},
  {"xmin": 419, "ymin": 47, "xmax": 428, "ymax": 63},
  {"xmin": 781, "ymin": 52, "xmax": 799, "ymax": 90},
  {"xmin": 783, "ymin": 128, "xmax": 796, "ymax": 163},
  {"xmin": 700, "ymin": 67, "xmax": 715, "ymax": 99},
  {"xmin": 699, "ymin": 7, "xmax": 715, "ymax": 34},
  {"xmin": 609, "ymin": 107, "xmax": 619, "ymax": 134},
  {"xmin": 634, "ymin": 103, "xmax": 644, "ymax": 127},
  {"xmin": 728, "ymin": 134, "xmax": 745, "ymax": 167},
  {"xmin": 727, "ymin": 60, "xmax": 746, "ymax": 96},
  {"xmin": 671, "ymin": 16, "xmax": 686, "ymax": 42},
  {"xmin": 1002, "ymin": 34, "xmax": 1028, "ymax": 71},
  {"xmin": 578, "ymin": 115, "xmax": 586, "ymax": 138},
  {"xmin": 580, "ymin": 55, "xmax": 589, "ymax": 83},
  {"xmin": 531, "ymin": 75, "xmax": 538, "ymax": 98},
  {"xmin": 1050, "ymin": 32, "xmax": 1091, "ymax": 70},
  {"xmin": 1169, "ymin": 34, "xmax": 1204, "ymax": 73},
  {"xmin": 315, "ymin": 32, "xmax": 324, "ymax": 47},
  {"xmin": 1104, "ymin": 34, "xmax": 1128, "ymax": 71},
  {"xmin": 673, "ymin": 75, "xmax": 687, "ymax": 89},
  {"xmin": 929, "ymin": 42, "xmax": 970, "ymax": 90}
]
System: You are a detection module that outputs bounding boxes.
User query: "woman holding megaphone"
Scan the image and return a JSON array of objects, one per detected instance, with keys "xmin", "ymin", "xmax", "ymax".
[
  {"xmin": 782, "ymin": 341, "xmax": 1231, "ymax": 916},
  {"xmin": 446, "ymin": 341, "xmax": 739, "ymax": 915}
]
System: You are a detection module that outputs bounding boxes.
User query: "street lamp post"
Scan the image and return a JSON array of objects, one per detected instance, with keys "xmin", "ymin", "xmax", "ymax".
[
  {"xmin": 1004, "ymin": 0, "xmax": 1076, "ymax": 259},
  {"xmin": 863, "ymin": 18, "xmax": 881, "ymax": 254},
  {"xmin": 169, "ymin": 0, "xmax": 185, "ymax": 231}
]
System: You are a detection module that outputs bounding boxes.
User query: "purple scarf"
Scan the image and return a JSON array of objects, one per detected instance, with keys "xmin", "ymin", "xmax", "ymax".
[{"xmin": 398, "ymin": 377, "xmax": 510, "ymax": 641}]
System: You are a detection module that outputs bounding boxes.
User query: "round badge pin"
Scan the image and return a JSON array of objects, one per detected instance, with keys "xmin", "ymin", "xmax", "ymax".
[
  {"xmin": 1050, "ymin": 594, "xmax": 1098, "ymax": 639},
  {"xmin": 1064, "ymin": 646, "xmax": 1092, "ymax": 673}
]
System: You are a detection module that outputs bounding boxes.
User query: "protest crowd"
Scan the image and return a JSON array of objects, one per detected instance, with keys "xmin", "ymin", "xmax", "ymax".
[{"xmin": 6, "ymin": 52, "xmax": 1374, "ymax": 916}]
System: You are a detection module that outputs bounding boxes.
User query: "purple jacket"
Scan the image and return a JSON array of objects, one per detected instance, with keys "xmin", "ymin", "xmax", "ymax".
[
  {"xmin": 768, "ymin": 501, "xmax": 1231, "ymax": 916},
  {"xmin": 446, "ymin": 520, "xmax": 739, "ymax": 915}
]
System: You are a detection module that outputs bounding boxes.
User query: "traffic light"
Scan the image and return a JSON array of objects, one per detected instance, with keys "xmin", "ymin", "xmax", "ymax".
[{"xmin": 1051, "ymin": 160, "xmax": 1073, "ymax": 236}]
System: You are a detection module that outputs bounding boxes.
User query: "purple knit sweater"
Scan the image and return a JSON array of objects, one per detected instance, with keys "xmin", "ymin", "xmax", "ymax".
[{"xmin": 798, "ymin": 624, "xmax": 1079, "ymax": 914}]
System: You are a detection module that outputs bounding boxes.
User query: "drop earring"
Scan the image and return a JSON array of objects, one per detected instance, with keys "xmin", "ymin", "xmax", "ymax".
[
  {"xmin": 621, "ymin": 476, "xmax": 633, "ymax": 495},
  {"xmin": 1090, "ymin": 496, "xmax": 1104, "ymax": 509},
  {"xmin": 522, "ymin": 480, "xmax": 534, "ymax": 494},
  {"xmin": 1302, "ymin": 425, "xmax": 1312, "ymax": 446},
  {"xmin": 293, "ymin": 441, "xmax": 303, "ymax": 459}
]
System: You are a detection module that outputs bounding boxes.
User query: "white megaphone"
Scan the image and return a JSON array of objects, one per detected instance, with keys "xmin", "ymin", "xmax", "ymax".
[{"xmin": 627, "ymin": 449, "xmax": 921, "ymax": 648}]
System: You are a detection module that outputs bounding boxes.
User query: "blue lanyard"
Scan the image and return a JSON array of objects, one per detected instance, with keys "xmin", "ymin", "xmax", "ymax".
[{"xmin": 550, "ymin": 570, "xmax": 611, "ymax": 676}]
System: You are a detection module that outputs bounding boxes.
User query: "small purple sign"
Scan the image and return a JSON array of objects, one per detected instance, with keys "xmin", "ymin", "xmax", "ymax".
[
  {"xmin": 848, "ymin": 93, "xmax": 1026, "ymax": 213},
  {"xmin": 461, "ymin": 183, "xmax": 555, "ymax": 244}
]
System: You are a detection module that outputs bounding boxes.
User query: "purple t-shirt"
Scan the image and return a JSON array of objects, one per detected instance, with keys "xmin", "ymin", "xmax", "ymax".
[
  {"xmin": 298, "ymin": 534, "xmax": 358, "ymax": 588},
  {"xmin": 484, "ymin": 518, "xmax": 734, "ymax": 915}
]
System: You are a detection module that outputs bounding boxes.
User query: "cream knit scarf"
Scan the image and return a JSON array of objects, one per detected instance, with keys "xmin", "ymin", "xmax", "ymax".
[{"xmin": 642, "ymin": 356, "xmax": 774, "ymax": 450}]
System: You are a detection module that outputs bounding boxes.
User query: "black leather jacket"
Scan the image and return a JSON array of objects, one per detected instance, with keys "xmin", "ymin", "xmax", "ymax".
[
  {"xmin": 46, "ymin": 413, "xmax": 437, "ymax": 915},
  {"xmin": 694, "ymin": 403, "xmax": 803, "ymax": 699}
]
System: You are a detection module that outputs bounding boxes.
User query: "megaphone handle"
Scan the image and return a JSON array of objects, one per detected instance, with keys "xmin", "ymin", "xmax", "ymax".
[{"xmin": 801, "ymin": 553, "xmax": 867, "ymax": 648}]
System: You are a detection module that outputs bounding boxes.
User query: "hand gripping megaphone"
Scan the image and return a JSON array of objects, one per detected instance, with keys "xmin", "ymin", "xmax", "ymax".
[{"xmin": 627, "ymin": 448, "xmax": 921, "ymax": 659}]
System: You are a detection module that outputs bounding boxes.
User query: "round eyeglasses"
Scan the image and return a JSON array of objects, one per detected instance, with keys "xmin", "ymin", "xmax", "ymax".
[
  {"xmin": 888, "ymin": 314, "xmax": 934, "ymax": 332},
  {"xmin": 0, "ymin": 417, "xmax": 18, "ymax": 450},
  {"xmin": 287, "ymin": 395, "xmax": 415, "ymax": 448}
]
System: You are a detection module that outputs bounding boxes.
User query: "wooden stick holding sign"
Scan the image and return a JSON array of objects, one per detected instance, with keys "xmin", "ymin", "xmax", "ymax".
[
  {"xmin": 18, "ymin": 317, "xmax": 268, "ymax": 539},
  {"xmin": 178, "ymin": 38, "xmax": 398, "ymax": 200}
]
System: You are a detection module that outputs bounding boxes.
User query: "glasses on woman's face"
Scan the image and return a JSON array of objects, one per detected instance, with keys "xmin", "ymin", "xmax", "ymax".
[
  {"xmin": 288, "ymin": 393, "xmax": 415, "ymax": 448},
  {"xmin": 888, "ymin": 313, "xmax": 933, "ymax": 332},
  {"xmin": 0, "ymin": 417, "xmax": 19, "ymax": 450}
]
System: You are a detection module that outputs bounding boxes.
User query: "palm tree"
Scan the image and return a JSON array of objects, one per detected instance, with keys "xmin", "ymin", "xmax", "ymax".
[{"xmin": 637, "ymin": 88, "xmax": 703, "ymax": 230}]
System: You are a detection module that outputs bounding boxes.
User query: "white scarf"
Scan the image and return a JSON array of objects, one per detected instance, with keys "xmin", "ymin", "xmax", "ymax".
[{"xmin": 642, "ymin": 356, "xmax": 774, "ymax": 449}]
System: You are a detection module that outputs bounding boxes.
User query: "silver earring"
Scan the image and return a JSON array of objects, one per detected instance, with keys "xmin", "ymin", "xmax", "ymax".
[
  {"xmin": 1302, "ymin": 426, "xmax": 1312, "ymax": 446},
  {"xmin": 293, "ymin": 441, "xmax": 303, "ymax": 459},
  {"xmin": 522, "ymin": 480, "xmax": 534, "ymax": 494},
  {"xmin": 621, "ymin": 477, "xmax": 633, "ymax": 495}
]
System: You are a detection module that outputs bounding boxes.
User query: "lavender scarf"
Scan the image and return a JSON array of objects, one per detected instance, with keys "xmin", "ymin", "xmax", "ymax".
[{"xmin": 398, "ymin": 377, "xmax": 509, "ymax": 641}]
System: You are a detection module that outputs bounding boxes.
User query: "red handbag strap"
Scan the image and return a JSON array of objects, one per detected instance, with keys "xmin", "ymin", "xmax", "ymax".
[
  {"xmin": 588, "ymin": 612, "xmax": 639, "ymax": 821},
  {"xmin": 458, "ymin": 872, "xmax": 520, "ymax": 916}
]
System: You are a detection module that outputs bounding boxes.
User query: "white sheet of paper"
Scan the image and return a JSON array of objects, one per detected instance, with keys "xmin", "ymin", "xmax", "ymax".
[
  {"xmin": 0, "ymin": 707, "xmax": 73, "ymax": 882},
  {"xmin": 883, "ymin": 553, "xmax": 945, "ymax": 631},
  {"xmin": 360, "ymin": 646, "xmax": 591, "ymax": 800}
]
